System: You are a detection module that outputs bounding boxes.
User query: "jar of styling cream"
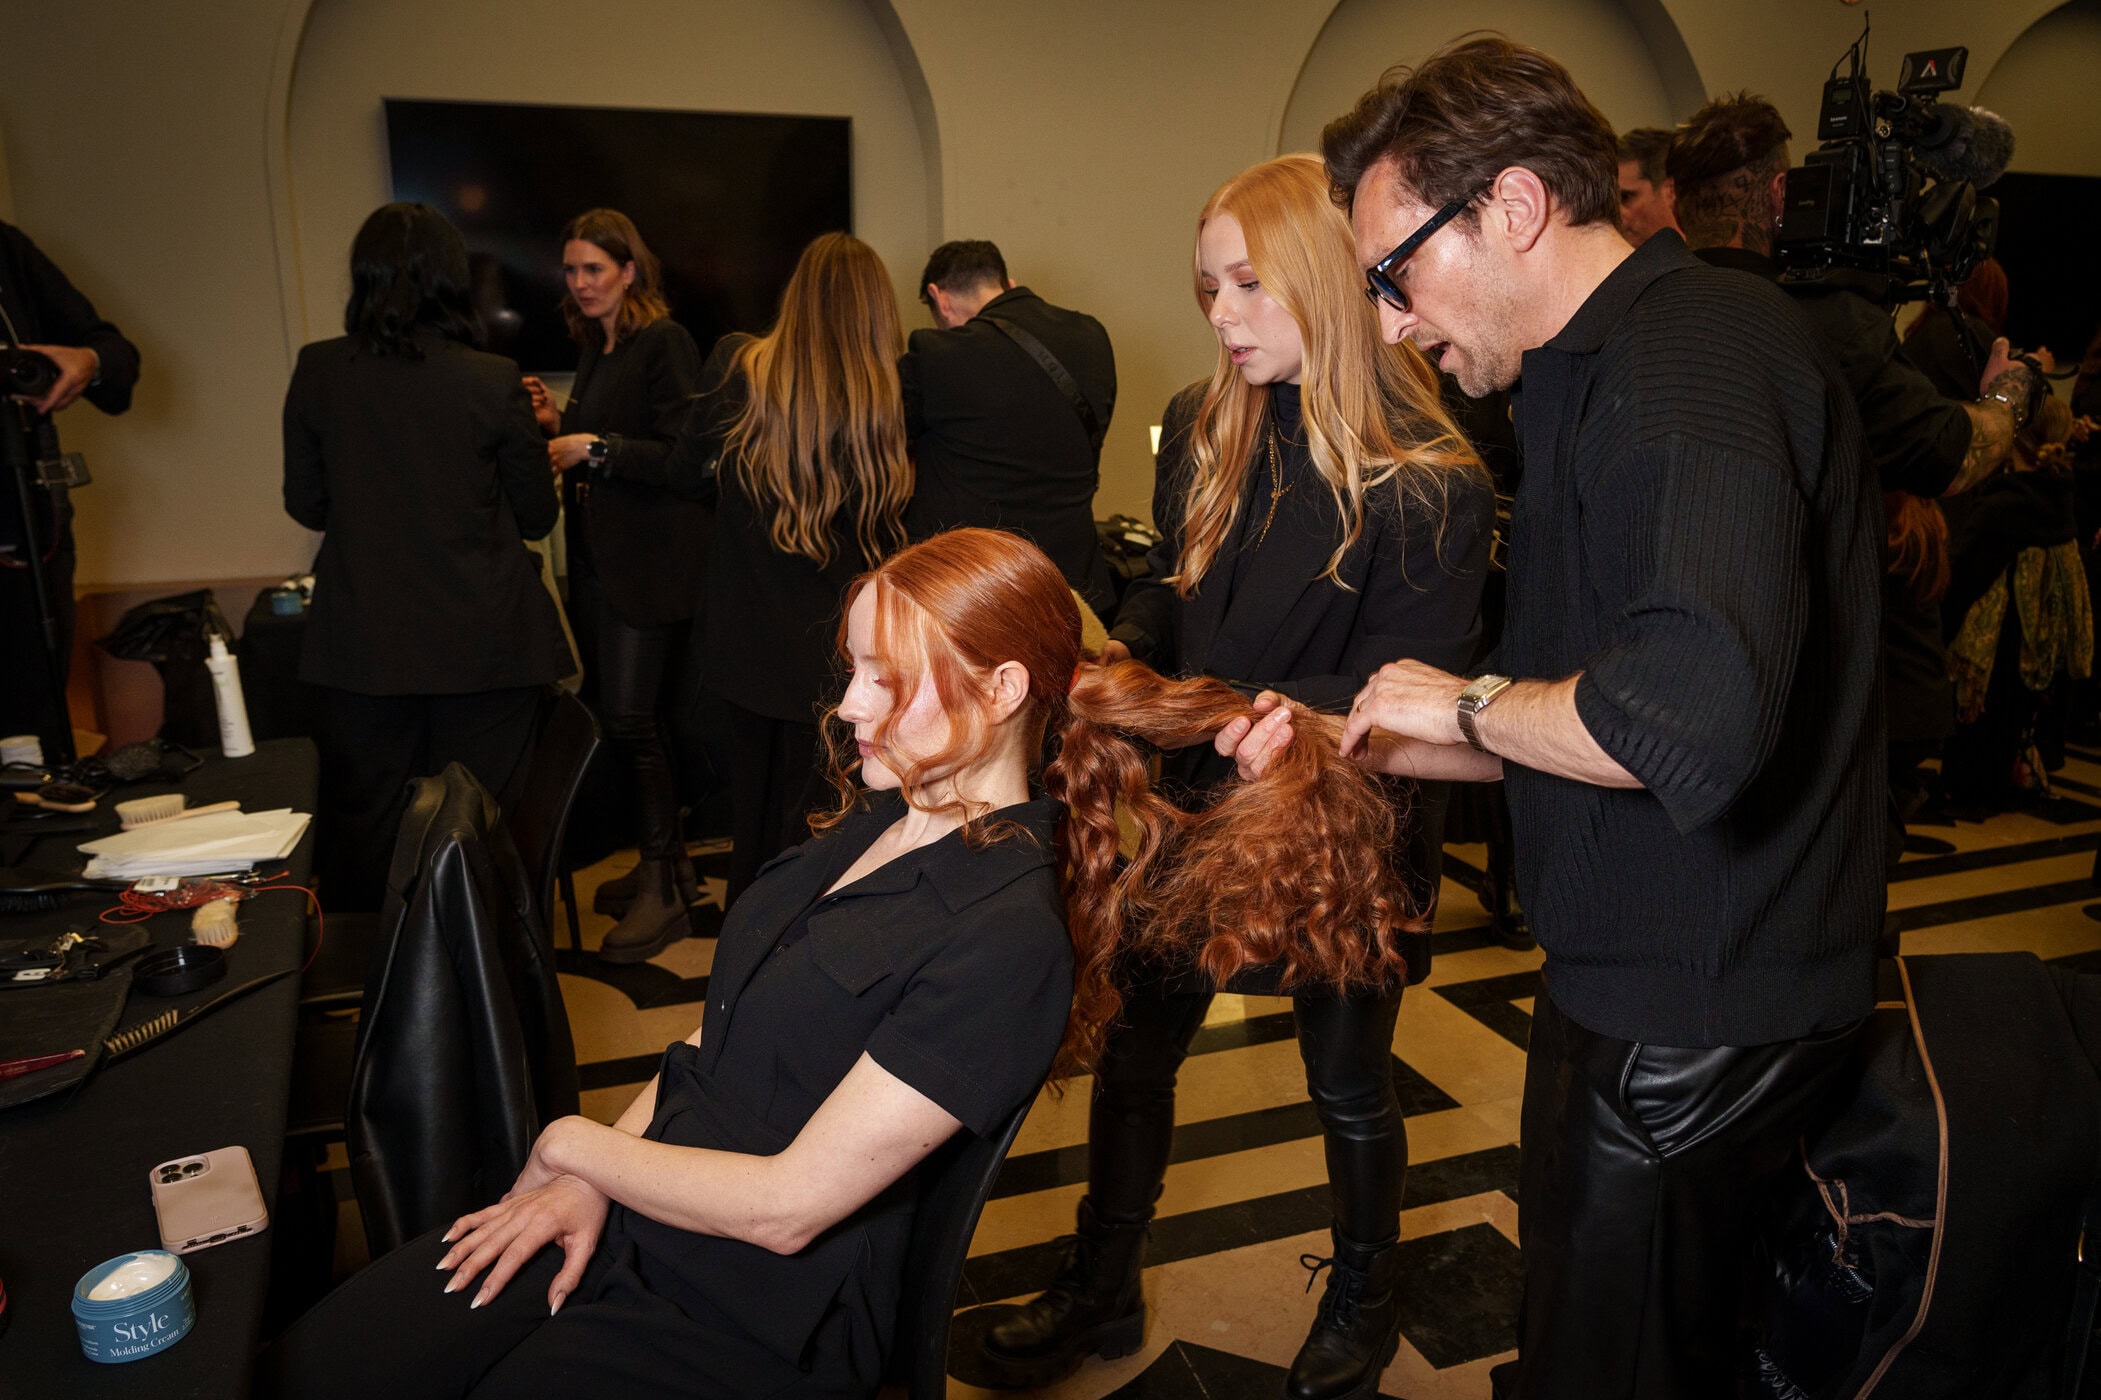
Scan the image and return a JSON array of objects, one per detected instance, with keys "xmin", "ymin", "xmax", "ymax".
[{"xmin": 72, "ymin": 1251, "xmax": 194, "ymax": 1363}]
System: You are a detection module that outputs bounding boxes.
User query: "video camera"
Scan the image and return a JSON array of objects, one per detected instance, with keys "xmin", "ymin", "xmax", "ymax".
[{"xmin": 1777, "ymin": 24, "xmax": 2013, "ymax": 306}]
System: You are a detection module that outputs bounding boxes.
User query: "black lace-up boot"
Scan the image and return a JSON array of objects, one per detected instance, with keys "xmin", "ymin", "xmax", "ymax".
[
  {"xmin": 959, "ymin": 1197, "xmax": 1149, "ymax": 1388},
  {"xmin": 1285, "ymin": 1229, "xmax": 1406, "ymax": 1400}
]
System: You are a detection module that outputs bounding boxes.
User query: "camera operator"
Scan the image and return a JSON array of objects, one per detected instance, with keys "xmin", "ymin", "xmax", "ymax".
[
  {"xmin": 0, "ymin": 219, "xmax": 141, "ymax": 753},
  {"xmin": 1667, "ymin": 94, "xmax": 2037, "ymax": 501},
  {"xmin": 1669, "ymin": 94, "xmax": 2043, "ymax": 858}
]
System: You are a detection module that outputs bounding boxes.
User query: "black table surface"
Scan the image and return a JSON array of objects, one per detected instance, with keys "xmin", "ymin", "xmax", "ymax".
[{"xmin": 0, "ymin": 738, "xmax": 317, "ymax": 1397}]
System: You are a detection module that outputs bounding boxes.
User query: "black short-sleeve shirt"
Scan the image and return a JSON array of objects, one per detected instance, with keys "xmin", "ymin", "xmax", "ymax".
[{"xmin": 602, "ymin": 790, "xmax": 1073, "ymax": 1380}]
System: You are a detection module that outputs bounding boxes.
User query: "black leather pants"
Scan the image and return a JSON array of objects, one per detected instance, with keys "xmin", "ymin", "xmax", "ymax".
[
  {"xmin": 1088, "ymin": 979, "xmax": 1407, "ymax": 1246},
  {"xmin": 1511, "ymin": 989, "xmax": 1863, "ymax": 1400},
  {"xmin": 598, "ymin": 616, "xmax": 688, "ymax": 862}
]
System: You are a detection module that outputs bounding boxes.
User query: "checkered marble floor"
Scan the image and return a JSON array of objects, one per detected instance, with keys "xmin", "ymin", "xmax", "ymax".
[{"xmin": 550, "ymin": 751, "xmax": 2101, "ymax": 1400}]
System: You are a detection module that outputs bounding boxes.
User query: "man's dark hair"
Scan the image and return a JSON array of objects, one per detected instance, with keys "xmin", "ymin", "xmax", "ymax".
[
  {"xmin": 343, "ymin": 202, "xmax": 481, "ymax": 358},
  {"xmin": 1667, "ymin": 94, "xmax": 1792, "ymax": 256},
  {"xmin": 1321, "ymin": 35, "xmax": 1619, "ymax": 228},
  {"xmin": 918, "ymin": 240, "xmax": 1008, "ymax": 305},
  {"xmin": 1617, "ymin": 127, "xmax": 1674, "ymax": 187}
]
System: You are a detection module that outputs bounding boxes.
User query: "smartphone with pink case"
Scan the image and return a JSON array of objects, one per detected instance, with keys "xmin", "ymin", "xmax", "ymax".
[{"xmin": 147, "ymin": 1146, "xmax": 269, "ymax": 1255}]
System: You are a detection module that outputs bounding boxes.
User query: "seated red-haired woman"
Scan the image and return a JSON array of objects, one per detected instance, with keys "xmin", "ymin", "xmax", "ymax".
[{"xmin": 262, "ymin": 527, "xmax": 1417, "ymax": 1400}]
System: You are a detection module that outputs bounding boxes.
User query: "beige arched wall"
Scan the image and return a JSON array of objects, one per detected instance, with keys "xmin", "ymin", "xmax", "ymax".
[
  {"xmin": 284, "ymin": 0, "xmax": 939, "ymax": 349},
  {"xmin": 0, "ymin": 0, "xmax": 2084, "ymax": 589},
  {"xmin": 1280, "ymin": 0, "xmax": 1694, "ymax": 157},
  {"xmin": 1976, "ymin": 0, "xmax": 2101, "ymax": 176}
]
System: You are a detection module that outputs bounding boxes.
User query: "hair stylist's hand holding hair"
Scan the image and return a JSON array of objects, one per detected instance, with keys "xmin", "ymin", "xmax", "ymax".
[{"xmin": 1216, "ymin": 687, "xmax": 1503, "ymax": 783}]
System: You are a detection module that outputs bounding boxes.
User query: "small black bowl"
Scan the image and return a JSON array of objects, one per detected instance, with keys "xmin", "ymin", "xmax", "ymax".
[{"xmin": 134, "ymin": 945, "xmax": 226, "ymax": 997}]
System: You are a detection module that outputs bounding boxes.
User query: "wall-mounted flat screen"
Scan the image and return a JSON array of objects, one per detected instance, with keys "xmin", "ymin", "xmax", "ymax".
[{"xmin": 385, "ymin": 98, "xmax": 852, "ymax": 373}]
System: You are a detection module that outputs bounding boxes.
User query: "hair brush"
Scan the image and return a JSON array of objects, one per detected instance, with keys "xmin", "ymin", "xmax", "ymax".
[
  {"xmin": 0, "ymin": 867, "xmax": 133, "ymax": 915},
  {"xmin": 103, "ymin": 968, "xmax": 299, "ymax": 1061}
]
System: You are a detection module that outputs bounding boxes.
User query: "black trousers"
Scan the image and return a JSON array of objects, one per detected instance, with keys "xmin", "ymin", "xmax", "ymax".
[
  {"xmin": 1510, "ymin": 989, "xmax": 1861, "ymax": 1400},
  {"xmin": 260, "ymin": 1225, "xmax": 870, "ymax": 1400},
  {"xmin": 0, "ymin": 536, "xmax": 73, "ymax": 750},
  {"xmin": 597, "ymin": 613, "xmax": 690, "ymax": 864},
  {"xmin": 722, "ymin": 700, "xmax": 825, "ymax": 906},
  {"xmin": 1089, "ymin": 978, "xmax": 1407, "ymax": 1246},
  {"xmin": 316, "ymin": 686, "xmax": 540, "ymax": 911}
]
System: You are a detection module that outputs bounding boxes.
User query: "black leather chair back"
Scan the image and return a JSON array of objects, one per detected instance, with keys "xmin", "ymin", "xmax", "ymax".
[
  {"xmin": 347, "ymin": 763, "xmax": 580, "ymax": 1255},
  {"xmin": 501, "ymin": 687, "xmax": 600, "ymax": 950},
  {"xmin": 889, "ymin": 1095, "xmax": 1035, "ymax": 1400}
]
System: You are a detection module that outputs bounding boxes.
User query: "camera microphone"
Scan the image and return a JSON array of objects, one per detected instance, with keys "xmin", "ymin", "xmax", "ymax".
[{"xmin": 1914, "ymin": 105, "xmax": 2016, "ymax": 189}]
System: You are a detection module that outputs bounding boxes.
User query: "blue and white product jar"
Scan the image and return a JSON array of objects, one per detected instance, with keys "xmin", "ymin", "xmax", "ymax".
[{"xmin": 71, "ymin": 1251, "xmax": 194, "ymax": 1363}]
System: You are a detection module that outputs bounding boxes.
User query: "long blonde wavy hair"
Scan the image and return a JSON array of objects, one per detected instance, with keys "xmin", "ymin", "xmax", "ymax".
[
  {"xmin": 1173, "ymin": 155, "xmax": 1481, "ymax": 594},
  {"xmin": 725, "ymin": 233, "xmax": 912, "ymax": 566}
]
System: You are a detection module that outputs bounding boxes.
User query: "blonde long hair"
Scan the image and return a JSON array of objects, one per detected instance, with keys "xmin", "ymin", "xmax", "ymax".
[
  {"xmin": 725, "ymin": 233, "xmax": 912, "ymax": 566},
  {"xmin": 1174, "ymin": 156, "xmax": 1481, "ymax": 594}
]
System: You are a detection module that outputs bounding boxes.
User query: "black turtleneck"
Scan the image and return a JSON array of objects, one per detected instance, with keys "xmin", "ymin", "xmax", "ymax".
[{"xmin": 1229, "ymin": 383, "xmax": 1313, "ymax": 592}]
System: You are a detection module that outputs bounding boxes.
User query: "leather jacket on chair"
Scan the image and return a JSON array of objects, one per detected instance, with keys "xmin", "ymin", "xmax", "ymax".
[{"xmin": 346, "ymin": 763, "xmax": 581, "ymax": 1256}]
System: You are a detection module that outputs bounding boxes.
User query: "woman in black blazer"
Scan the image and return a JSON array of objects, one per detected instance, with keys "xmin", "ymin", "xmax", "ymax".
[
  {"xmin": 530, "ymin": 209, "xmax": 703, "ymax": 963},
  {"xmin": 668, "ymin": 233, "xmax": 913, "ymax": 905},
  {"xmin": 959, "ymin": 156, "xmax": 1495, "ymax": 1400},
  {"xmin": 283, "ymin": 202, "xmax": 572, "ymax": 910}
]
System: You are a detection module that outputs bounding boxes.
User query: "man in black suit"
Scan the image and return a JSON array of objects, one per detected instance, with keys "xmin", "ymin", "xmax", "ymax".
[
  {"xmin": 901, "ymin": 240, "xmax": 1118, "ymax": 615},
  {"xmin": 0, "ymin": 219, "xmax": 142, "ymax": 757}
]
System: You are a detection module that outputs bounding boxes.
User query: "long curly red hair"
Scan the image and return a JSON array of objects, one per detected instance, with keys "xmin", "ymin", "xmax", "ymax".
[{"xmin": 814, "ymin": 528, "xmax": 1419, "ymax": 1080}]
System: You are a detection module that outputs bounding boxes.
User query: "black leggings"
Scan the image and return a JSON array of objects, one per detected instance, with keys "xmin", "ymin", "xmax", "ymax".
[
  {"xmin": 1089, "ymin": 979, "xmax": 1407, "ymax": 1246},
  {"xmin": 597, "ymin": 615, "xmax": 689, "ymax": 862}
]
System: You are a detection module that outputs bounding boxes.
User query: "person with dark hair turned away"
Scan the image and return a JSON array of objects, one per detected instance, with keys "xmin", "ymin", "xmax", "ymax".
[
  {"xmin": 0, "ymin": 220, "xmax": 141, "ymax": 756},
  {"xmin": 1226, "ymin": 37, "xmax": 1886, "ymax": 1399},
  {"xmin": 1940, "ymin": 396, "xmax": 2094, "ymax": 807},
  {"xmin": 531, "ymin": 209, "xmax": 704, "ymax": 962},
  {"xmin": 901, "ymin": 240, "xmax": 1119, "ymax": 616},
  {"xmin": 283, "ymin": 203, "xmax": 573, "ymax": 910},
  {"xmin": 1614, "ymin": 127, "xmax": 1680, "ymax": 246},
  {"xmin": 1669, "ymin": 92, "xmax": 2045, "ymax": 860}
]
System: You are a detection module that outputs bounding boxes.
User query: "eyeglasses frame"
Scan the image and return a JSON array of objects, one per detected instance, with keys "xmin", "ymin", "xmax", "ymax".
[{"xmin": 1362, "ymin": 196, "xmax": 1474, "ymax": 314}]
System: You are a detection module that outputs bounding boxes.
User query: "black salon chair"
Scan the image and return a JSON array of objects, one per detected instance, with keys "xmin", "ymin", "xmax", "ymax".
[
  {"xmin": 286, "ymin": 764, "xmax": 578, "ymax": 1255},
  {"xmin": 501, "ymin": 687, "xmax": 599, "ymax": 954},
  {"xmin": 889, "ymin": 1093, "xmax": 1036, "ymax": 1400}
]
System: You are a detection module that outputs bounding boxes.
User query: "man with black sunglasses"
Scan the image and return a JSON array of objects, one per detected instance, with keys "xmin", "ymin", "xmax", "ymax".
[{"xmin": 1226, "ymin": 35, "xmax": 1884, "ymax": 1400}]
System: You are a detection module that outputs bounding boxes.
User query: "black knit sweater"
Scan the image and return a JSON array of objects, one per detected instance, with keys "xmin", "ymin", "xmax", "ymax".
[{"xmin": 1501, "ymin": 233, "xmax": 1886, "ymax": 1047}]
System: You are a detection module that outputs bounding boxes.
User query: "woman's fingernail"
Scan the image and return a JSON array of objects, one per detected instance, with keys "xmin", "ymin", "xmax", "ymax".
[
  {"xmin": 549, "ymin": 1292, "xmax": 566, "ymax": 1316},
  {"xmin": 443, "ymin": 1275, "xmax": 461, "ymax": 1294},
  {"xmin": 471, "ymin": 1290, "xmax": 489, "ymax": 1310}
]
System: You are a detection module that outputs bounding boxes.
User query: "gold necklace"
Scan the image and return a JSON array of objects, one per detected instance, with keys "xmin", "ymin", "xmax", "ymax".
[{"xmin": 1254, "ymin": 425, "xmax": 1293, "ymax": 548}]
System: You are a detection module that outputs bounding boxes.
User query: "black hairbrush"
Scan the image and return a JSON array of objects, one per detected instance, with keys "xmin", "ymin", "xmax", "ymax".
[{"xmin": 0, "ymin": 867, "xmax": 132, "ymax": 915}]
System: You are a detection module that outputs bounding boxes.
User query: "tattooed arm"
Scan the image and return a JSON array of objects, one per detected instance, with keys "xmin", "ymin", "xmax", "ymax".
[{"xmin": 1948, "ymin": 338, "xmax": 2034, "ymax": 494}]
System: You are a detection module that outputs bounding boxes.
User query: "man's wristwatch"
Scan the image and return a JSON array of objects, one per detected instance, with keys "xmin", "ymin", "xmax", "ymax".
[
  {"xmin": 1456, "ymin": 674, "xmax": 1515, "ymax": 752},
  {"xmin": 586, "ymin": 436, "xmax": 610, "ymax": 469}
]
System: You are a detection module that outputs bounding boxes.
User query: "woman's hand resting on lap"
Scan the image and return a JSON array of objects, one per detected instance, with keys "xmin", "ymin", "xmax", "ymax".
[{"xmin": 438, "ymin": 1121, "xmax": 608, "ymax": 1316}]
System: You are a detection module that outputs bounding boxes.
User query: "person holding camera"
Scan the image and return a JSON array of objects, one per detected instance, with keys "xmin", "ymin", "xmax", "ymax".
[
  {"xmin": 1666, "ymin": 94, "xmax": 2037, "ymax": 503},
  {"xmin": 0, "ymin": 219, "xmax": 141, "ymax": 752},
  {"xmin": 1235, "ymin": 38, "xmax": 1885, "ymax": 1397},
  {"xmin": 1668, "ymin": 93, "xmax": 2043, "ymax": 849}
]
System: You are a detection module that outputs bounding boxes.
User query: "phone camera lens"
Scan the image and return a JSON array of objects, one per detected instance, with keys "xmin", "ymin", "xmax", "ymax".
[{"xmin": 182, "ymin": 1162, "xmax": 203, "ymax": 1176}]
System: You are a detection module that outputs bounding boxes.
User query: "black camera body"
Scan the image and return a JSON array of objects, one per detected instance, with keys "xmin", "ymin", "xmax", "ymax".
[
  {"xmin": 1778, "ymin": 35, "xmax": 2007, "ymax": 306},
  {"xmin": 1, "ymin": 346, "xmax": 59, "ymax": 400}
]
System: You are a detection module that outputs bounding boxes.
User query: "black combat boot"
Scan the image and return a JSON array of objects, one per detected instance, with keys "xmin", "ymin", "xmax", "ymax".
[
  {"xmin": 1284, "ymin": 1229, "xmax": 1405, "ymax": 1400},
  {"xmin": 955, "ymin": 1197, "xmax": 1149, "ymax": 1388}
]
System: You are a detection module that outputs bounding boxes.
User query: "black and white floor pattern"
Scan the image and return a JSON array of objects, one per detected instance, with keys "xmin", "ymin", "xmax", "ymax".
[{"xmin": 549, "ymin": 756, "xmax": 2101, "ymax": 1400}]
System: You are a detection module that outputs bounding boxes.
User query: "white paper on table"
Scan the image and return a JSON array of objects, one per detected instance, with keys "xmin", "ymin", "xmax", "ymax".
[{"xmin": 79, "ymin": 808, "xmax": 311, "ymax": 878}]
